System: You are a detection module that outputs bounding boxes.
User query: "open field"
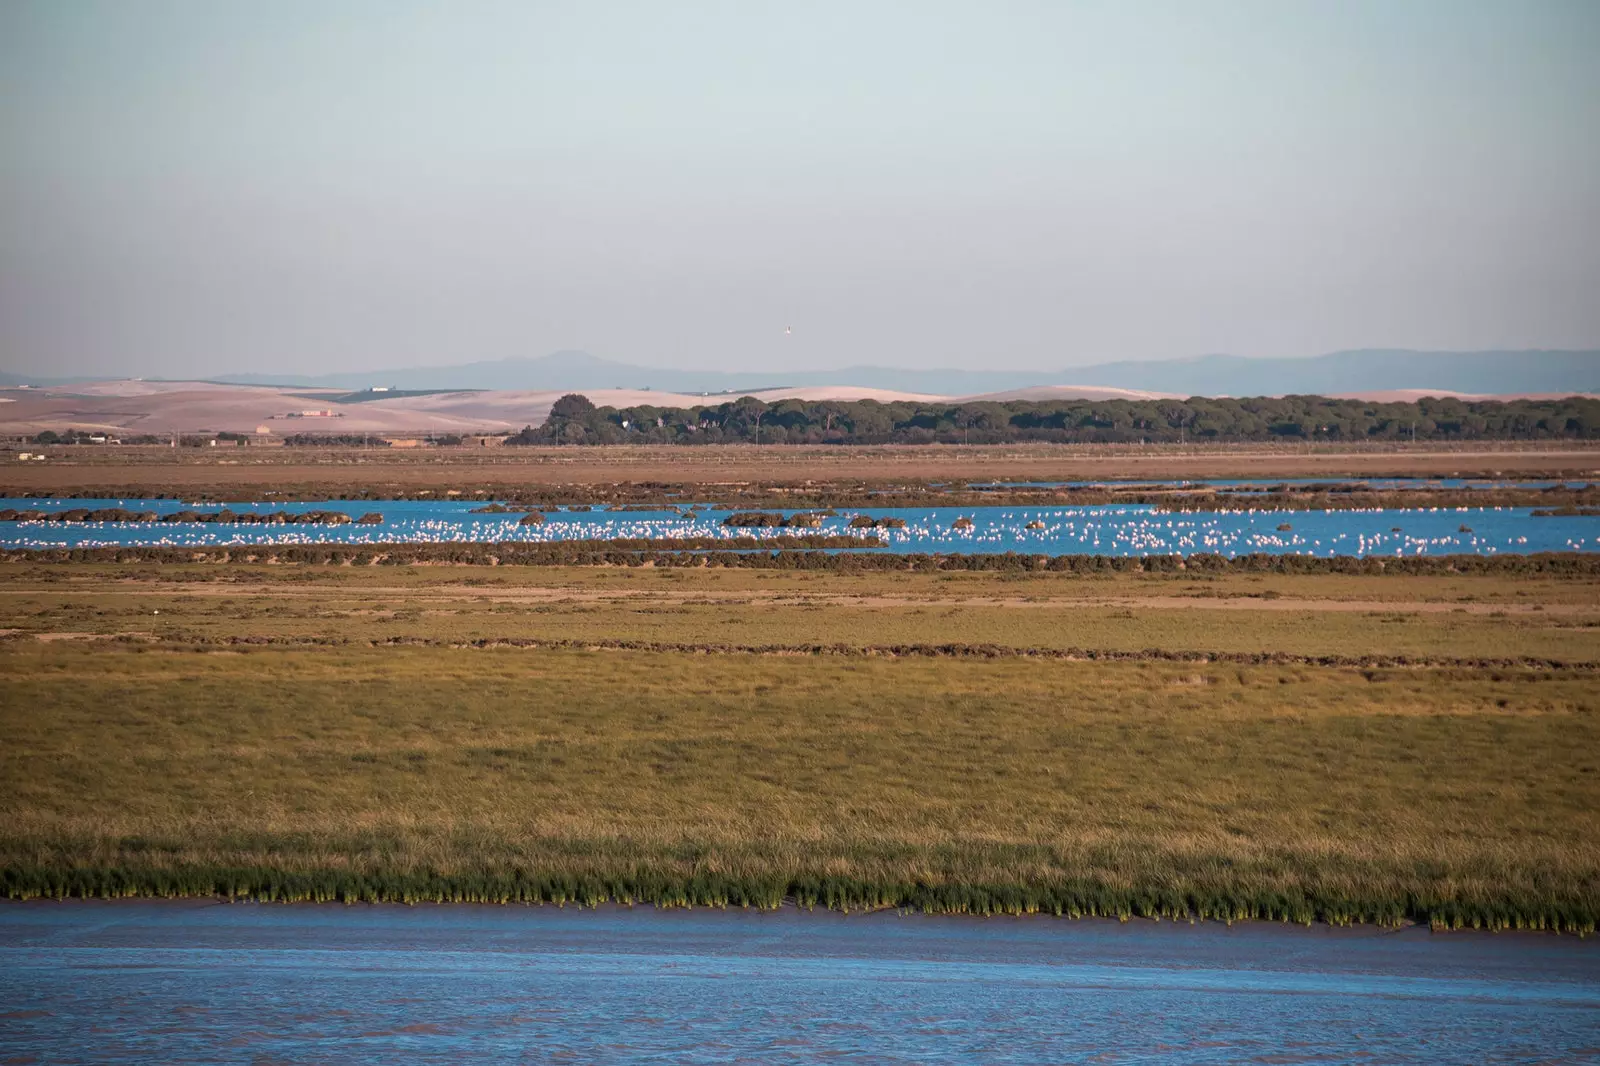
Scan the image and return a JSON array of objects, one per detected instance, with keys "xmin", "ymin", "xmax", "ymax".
[
  {"xmin": 3, "ymin": 565, "xmax": 1600, "ymax": 663},
  {"xmin": 3, "ymin": 646, "xmax": 1595, "ymax": 929},
  {"xmin": 4, "ymin": 442, "xmax": 1600, "ymax": 498},
  {"xmin": 2, "ymin": 562, "xmax": 1597, "ymax": 929}
]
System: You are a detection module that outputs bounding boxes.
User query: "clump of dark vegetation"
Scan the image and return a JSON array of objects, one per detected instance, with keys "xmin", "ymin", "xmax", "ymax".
[
  {"xmin": 0, "ymin": 507, "xmax": 160, "ymax": 523},
  {"xmin": 723, "ymin": 511, "xmax": 837, "ymax": 529},
  {"xmin": 723, "ymin": 512, "xmax": 784, "ymax": 527},
  {"xmin": 502, "ymin": 392, "xmax": 1600, "ymax": 445},
  {"xmin": 281, "ymin": 434, "xmax": 390, "ymax": 446}
]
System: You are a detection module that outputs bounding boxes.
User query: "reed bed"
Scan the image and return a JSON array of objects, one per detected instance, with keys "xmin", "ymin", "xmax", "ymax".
[
  {"xmin": 5, "ymin": 484, "xmax": 1597, "ymax": 512},
  {"xmin": 8, "ymin": 545, "xmax": 1600, "ymax": 575},
  {"xmin": 6, "ymin": 571, "xmax": 1597, "ymax": 662},
  {"xmin": 2, "ymin": 644, "xmax": 1595, "ymax": 931},
  {"xmin": 2, "ymin": 866, "xmax": 1587, "ymax": 932}
]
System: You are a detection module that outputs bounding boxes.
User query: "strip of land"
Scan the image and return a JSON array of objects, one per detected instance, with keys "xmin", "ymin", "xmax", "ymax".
[
  {"xmin": 4, "ymin": 442, "xmax": 1598, "ymax": 499},
  {"xmin": 3, "ymin": 565, "xmax": 1599, "ymax": 661},
  {"xmin": 2, "ymin": 561, "xmax": 1596, "ymax": 930}
]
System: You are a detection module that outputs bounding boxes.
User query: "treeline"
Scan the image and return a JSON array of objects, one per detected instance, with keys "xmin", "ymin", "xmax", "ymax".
[
  {"xmin": 28, "ymin": 430, "xmax": 251, "ymax": 446},
  {"xmin": 281, "ymin": 433, "xmax": 391, "ymax": 446},
  {"xmin": 5, "ymin": 544, "xmax": 1597, "ymax": 575},
  {"xmin": 508, "ymin": 393, "xmax": 1600, "ymax": 445}
]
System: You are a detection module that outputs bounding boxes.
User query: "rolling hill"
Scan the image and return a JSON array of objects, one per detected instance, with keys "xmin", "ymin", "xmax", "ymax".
[{"xmin": 215, "ymin": 349, "xmax": 1599, "ymax": 397}]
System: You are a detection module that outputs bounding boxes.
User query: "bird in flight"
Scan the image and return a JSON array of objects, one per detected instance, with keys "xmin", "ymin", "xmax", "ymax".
[{"xmin": 785, "ymin": 326, "xmax": 792, "ymax": 336}]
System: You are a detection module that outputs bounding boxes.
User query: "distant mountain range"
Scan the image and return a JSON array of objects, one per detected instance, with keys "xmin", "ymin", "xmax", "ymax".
[
  {"xmin": 215, "ymin": 348, "xmax": 1597, "ymax": 397},
  {"xmin": 6, "ymin": 348, "xmax": 1596, "ymax": 397}
]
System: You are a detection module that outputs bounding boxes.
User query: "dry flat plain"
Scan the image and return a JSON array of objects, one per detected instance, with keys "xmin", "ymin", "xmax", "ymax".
[
  {"xmin": 5, "ymin": 441, "xmax": 1600, "ymax": 495},
  {"xmin": 2, "ymin": 444, "xmax": 1598, "ymax": 931}
]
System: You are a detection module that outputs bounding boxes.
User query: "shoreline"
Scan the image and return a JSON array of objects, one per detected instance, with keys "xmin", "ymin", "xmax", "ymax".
[
  {"xmin": 2, "ymin": 896, "xmax": 1596, "ymax": 944},
  {"xmin": 3, "ymin": 868, "xmax": 1593, "ymax": 934}
]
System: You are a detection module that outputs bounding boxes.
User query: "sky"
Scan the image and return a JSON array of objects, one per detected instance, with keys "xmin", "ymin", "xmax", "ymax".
[{"xmin": 2, "ymin": 0, "xmax": 1598, "ymax": 380}]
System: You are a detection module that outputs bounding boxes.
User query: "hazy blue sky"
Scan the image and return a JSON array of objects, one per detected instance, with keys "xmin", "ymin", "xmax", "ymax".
[{"xmin": 3, "ymin": 0, "xmax": 1597, "ymax": 378}]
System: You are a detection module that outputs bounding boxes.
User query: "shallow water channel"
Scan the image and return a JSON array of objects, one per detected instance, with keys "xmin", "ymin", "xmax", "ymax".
[
  {"xmin": 1, "ymin": 902, "xmax": 1596, "ymax": 1064},
  {"xmin": 3, "ymin": 497, "xmax": 1596, "ymax": 556}
]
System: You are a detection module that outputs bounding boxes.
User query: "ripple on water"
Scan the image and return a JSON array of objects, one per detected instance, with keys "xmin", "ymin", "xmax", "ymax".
[{"xmin": 0, "ymin": 903, "xmax": 1596, "ymax": 1065}]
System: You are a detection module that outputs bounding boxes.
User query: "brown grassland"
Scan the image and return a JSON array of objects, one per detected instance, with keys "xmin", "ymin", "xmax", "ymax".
[
  {"xmin": 4, "ymin": 441, "xmax": 1599, "ymax": 500},
  {"xmin": 2, "ymin": 559, "xmax": 1597, "ymax": 930}
]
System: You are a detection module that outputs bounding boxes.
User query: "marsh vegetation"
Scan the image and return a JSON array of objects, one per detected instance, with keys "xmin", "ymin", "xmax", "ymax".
[{"xmin": 1, "ymin": 562, "xmax": 1595, "ymax": 930}]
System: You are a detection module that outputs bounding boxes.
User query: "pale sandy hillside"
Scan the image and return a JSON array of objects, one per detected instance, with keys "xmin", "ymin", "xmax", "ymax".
[
  {"xmin": 1332, "ymin": 389, "xmax": 1598, "ymax": 402},
  {"xmin": 953, "ymin": 385, "xmax": 1184, "ymax": 402}
]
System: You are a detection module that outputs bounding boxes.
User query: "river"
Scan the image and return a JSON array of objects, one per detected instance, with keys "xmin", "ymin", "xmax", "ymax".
[{"xmin": 2, "ymin": 902, "xmax": 1596, "ymax": 1063}]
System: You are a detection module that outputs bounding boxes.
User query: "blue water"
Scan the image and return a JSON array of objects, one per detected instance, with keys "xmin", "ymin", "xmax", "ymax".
[
  {"xmin": 1, "ymin": 903, "xmax": 1596, "ymax": 1064},
  {"xmin": 2, "ymin": 497, "xmax": 1595, "ymax": 556}
]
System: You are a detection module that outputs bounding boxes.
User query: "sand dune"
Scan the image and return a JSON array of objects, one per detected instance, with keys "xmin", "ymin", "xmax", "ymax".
[
  {"xmin": 0, "ymin": 384, "xmax": 503, "ymax": 435},
  {"xmin": 956, "ymin": 385, "xmax": 1185, "ymax": 403},
  {"xmin": 1332, "ymin": 389, "xmax": 1597, "ymax": 403}
]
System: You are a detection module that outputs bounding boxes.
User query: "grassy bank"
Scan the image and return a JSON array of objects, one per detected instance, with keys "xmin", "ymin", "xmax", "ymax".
[
  {"xmin": 4, "ymin": 562, "xmax": 1596, "ymax": 930},
  {"xmin": 5, "ymin": 484, "xmax": 1597, "ymax": 512},
  {"xmin": 3, "ymin": 441, "xmax": 1597, "ymax": 506},
  {"xmin": 4, "ymin": 563, "xmax": 1599, "ymax": 663},
  {"xmin": 3, "ymin": 639, "xmax": 1597, "ymax": 930}
]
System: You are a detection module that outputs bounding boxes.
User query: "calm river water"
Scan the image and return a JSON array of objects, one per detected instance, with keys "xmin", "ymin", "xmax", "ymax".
[
  {"xmin": 3, "ymin": 497, "xmax": 1596, "ymax": 557},
  {"xmin": 2, "ymin": 903, "xmax": 1596, "ymax": 1064}
]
